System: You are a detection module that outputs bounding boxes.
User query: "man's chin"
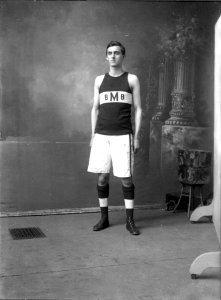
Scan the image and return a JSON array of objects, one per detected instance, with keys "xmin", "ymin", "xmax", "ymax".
[{"xmin": 110, "ymin": 63, "xmax": 119, "ymax": 67}]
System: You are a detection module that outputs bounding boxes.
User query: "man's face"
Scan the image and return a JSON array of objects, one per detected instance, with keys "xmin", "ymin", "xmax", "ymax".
[{"xmin": 106, "ymin": 46, "xmax": 124, "ymax": 67}]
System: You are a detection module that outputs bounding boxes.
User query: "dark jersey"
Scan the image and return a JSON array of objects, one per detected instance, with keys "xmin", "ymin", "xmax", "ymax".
[{"xmin": 95, "ymin": 72, "xmax": 133, "ymax": 135}]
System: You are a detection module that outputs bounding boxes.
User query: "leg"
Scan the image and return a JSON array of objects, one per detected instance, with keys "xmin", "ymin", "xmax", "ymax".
[
  {"xmin": 87, "ymin": 134, "xmax": 112, "ymax": 231},
  {"xmin": 187, "ymin": 186, "xmax": 192, "ymax": 218},
  {"xmin": 98, "ymin": 172, "xmax": 110, "ymax": 186},
  {"xmin": 198, "ymin": 185, "xmax": 204, "ymax": 206},
  {"xmin": 121, "ymin": 177, "xmax": 139, "ymax": 236},
  {"xmin": 110, "ymin": 135, "xmax": 139, "ymax": 235},
  {"xmin": 173, "ymin": 184, "xmax": 184, "ymax": 213},
  {"xmin": 93, "ymin": 173, "xmax": 110, "ymax": 231}
]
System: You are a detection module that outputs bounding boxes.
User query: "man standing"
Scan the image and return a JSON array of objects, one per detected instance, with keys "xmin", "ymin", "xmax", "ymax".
[{"xmin": 87, "ymin": 41, "xmax": 142, "ymax": 235}]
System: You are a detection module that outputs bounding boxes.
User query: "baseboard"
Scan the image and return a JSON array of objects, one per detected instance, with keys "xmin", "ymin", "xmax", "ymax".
[{"xmin": 0, "ymin": 204, "xmax": 162, "ymax": 218}]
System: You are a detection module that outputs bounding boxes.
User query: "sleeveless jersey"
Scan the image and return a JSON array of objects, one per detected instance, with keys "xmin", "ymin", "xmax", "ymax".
[{"xmin": 95, "ymin": 72, "xmax": 133, "ymax": 135}]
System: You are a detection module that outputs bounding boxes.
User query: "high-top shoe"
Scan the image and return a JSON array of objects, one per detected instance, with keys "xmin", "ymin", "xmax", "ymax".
[
  {"xmin": 93, "ymin": 217, "xmax": 109, "ymax": 231},
  {"xmin": 126, "ymin": 217, "xmax": 140, "ymax": 235},
  {"xmin": 93, "ymin": 207, "xmax": 109, "ymax": 231}
]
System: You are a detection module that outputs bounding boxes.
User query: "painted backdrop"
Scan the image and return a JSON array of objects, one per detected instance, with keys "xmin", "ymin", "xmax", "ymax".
[{"xmin": 0, "ymin": 1, "xmax": 217, "ymax": 212}]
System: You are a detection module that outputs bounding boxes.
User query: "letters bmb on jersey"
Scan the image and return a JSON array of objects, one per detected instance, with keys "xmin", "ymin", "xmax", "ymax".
[{"xmin": 100, "ymin": 91, "xmax": 132, "ymax": 105}]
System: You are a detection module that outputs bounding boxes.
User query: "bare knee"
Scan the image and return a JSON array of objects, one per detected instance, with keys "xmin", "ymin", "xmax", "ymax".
[
  {"xmin": 98, "ymin": 173, "xmax": 110, "ymax": 186},
  {"xmin": 121, "ymin": 177, "xmax": 133, "ymax": 187}
]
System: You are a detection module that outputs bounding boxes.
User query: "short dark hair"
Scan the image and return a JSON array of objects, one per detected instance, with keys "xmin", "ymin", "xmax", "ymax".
[{"xmin": 106, "ymin": 41, "xmax": 126, "ymax": 57}]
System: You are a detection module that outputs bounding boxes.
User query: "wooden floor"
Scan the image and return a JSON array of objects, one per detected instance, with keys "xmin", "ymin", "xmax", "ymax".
[{"xmin": 0, "ymin": 209, "xmax": 220, "ymax": 300}]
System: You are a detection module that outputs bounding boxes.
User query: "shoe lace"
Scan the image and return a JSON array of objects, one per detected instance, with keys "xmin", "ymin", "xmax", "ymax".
[{"xmin": 127, "ymin": 217, "xmax": 136, "ymax": 227}]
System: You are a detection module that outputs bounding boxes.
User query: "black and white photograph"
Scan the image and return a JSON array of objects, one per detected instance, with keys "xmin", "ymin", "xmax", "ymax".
[{"xmin": 0, "ymin": 0, "xmax": 220, "ymax": 299}]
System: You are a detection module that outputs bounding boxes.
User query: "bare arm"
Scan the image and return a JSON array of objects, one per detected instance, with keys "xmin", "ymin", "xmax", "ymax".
[
  {"xmin": 128, "ymin": 74, "xmax": 142, "ymax": 153},
  {"xmin": 90, "ymin": 75, "xmax": 103, "ymax": 146}
]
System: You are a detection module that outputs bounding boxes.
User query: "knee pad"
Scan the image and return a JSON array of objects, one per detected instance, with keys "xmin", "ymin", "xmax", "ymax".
[
  {"xmin": 97, "ymin": 184, "xmax": 109, "ymax": 198},
  {"xmin": 122, "ymin": 184, "xmax": 135, "ymax": 199}
]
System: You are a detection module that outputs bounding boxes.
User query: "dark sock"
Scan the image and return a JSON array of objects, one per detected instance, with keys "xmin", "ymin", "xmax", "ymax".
[
  {"xmin": 126, "ymin": 208, "xmax": 134, "ymax": 219},
  {"xmin": 122, "ymin": 184, "xmax": 135, "ymax": 200},
  {"xmin": 97, "ymin": 184, "xmax": 109, "ymax": 198},
  {"xmin": 100, "ymin": 206, "xmax": 108, "ymax": 219}
]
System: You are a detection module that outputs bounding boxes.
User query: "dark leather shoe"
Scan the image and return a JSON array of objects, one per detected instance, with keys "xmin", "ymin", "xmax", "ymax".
[
  {"xmin": 126, "ymin": 217, "xmax": 140, "ymax": 235},
  {"xmin": 93, "ymin": 218, "xmax": 109, "ymax": 231}
]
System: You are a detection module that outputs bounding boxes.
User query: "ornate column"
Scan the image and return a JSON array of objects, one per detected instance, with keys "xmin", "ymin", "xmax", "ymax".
[
  {"xmin": 161, "ymin": 54, "xmax": 213, "ymax": 199},
  {"xmin": 165, "ymin": 57, "xmax": 197, "ymax": 126},
  {"xmin": 152, "ymin": 59, "xmax": 169, "ymax": 122}
]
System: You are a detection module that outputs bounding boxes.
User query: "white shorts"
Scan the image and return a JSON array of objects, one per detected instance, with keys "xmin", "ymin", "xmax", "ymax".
[{"xmin": 87, "ymin": 133, "xmax": 134, "ymax": 178}]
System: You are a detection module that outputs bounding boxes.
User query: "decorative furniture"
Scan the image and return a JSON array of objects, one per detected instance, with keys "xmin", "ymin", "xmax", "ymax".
[{"xmin": 173, "ymin": 149, "xmax": 212, "ymax": 218}]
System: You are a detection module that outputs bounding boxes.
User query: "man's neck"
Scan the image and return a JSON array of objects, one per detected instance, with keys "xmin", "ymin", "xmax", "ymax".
[{"xmin": 109, "ymin": 67, "xmax": 124, "ymax": 77}]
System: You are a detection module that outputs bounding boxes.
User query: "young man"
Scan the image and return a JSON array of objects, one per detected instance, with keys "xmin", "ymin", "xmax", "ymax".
[{"xmin": 87, "ymin": 41, "xmax": 142, "ymax": 235}]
